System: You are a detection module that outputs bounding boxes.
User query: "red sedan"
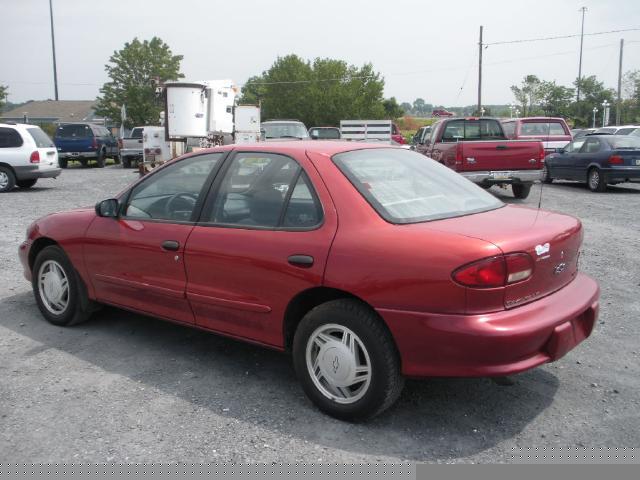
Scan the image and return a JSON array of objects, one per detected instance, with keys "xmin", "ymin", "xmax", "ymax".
[{"xmin": 19, "ymin": 142, "xmax": 599, "ymax": 420}]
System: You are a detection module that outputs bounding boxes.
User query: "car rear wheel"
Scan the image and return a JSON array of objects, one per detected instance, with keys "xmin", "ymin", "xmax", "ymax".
[
  {"xmin": 59, "ymin": 158, "xmax": 68, "ymax": 169},
  {"xmin": 0, "ymin": 166, "xmax": 16, "ymax": 193},
  {"xmin": 122, "ymin": 156, "xmax": 131, "ymax": 168},
  {"xmin": 79, "ymin": 158, "xmax": 89, "ymax": 168},
  {"xmin": 588, "ymin": 168, "xmax": 607, "ymax": 192},
  {"xmin": 96, "ymin": 150, "xmax": 106, "ymax": 168},
  {"xmin": 32, "ymin": 245, "xmax": 95, "ymax": 326},
  {"xmin": 542, "ymin": 165, "xmax": 553, "ymax": 184},
  {"xmin": 17, "ymin": 179, "xmax": 37, "ymax": 189},
  {"xmin": 292, "ymin": 299, "xmax": 404, "ymax": 421},
  {"xmin": 512, "ymin": 183, "xmax": 532, "ymax": 199}
]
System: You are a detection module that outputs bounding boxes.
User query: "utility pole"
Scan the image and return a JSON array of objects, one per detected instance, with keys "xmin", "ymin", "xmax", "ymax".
[
  {"xmin": 49, "ymin": 0, "xmax": 59, "ymax": 101},
  {"xmin": 478, "ymin": 25, "xmax": 483, "ymax": 117},
  {"xmin": 576, "ymin": 6, "xmax": 587, "ymax": 102},
  {"xmin": 616, "ymin": 39, "xmax": 624, "ymax": 125}
]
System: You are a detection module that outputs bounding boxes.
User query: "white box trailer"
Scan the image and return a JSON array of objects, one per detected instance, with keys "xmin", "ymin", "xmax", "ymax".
[
  {"xmin": 340, "ymin": 119, "xmax": 393, "ymax": 143},
  {"xmin": 234, "ymin": 105, "xmax": 261, "ymax": 144},
  {"xmin": 140, "ymin": 126, "xmax": 171, "ymax": 175}
]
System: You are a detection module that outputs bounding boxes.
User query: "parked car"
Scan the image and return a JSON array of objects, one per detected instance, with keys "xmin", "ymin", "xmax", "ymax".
[
  {"xmin": 501, "ymin": 117, "xmax": 571, "ymax": 154},
  {"xmin": 432, "ymin": 109, "xmax": 455, "ymax": 117},
  {"xmin": 119, "ymin": 126, "xmax": 144, "ymax": 168},
  {"xmin": 425, "ymin": 117, "xmax": 545, "ymax": 198},
  {"xmin": 261, "ymin": 120, "xmax": 309, "ymax": 140},
  {"xmin": 54, "ymin": 123, "xmax": 119, "ymax": 168},
  {"xmin": 594, "ymin": 125, "xmax": 640, "ymax": 135},
  {"xmin": 308, "ymin": 127, "xmax": 341, "ymax": 140},
  {"xmin": 0, "ymin": 123, "xmax": 61, "ymax": 193},
  {"xmin": 543, "ymin": 134, "xmax": 640, "ymax": 192},
  {"xmin": 411, "ymin": 125, "xmax": 432, "ymax": 154},
  {"xmin": 390, "ymin": 123, "xmax": 406, "ymax": 145},
  {"xmin": 571, "ymin": 128, "xmax": 596, "ymax": 139},
  {"xmin": 19, "ymin": 142, "xmax": 599, "ymax": 420}
]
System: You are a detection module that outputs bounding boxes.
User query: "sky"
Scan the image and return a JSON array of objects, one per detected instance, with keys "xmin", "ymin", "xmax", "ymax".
[{"xmin": 1, "ymin": 0, "xmax": 639, "ymax": 107}]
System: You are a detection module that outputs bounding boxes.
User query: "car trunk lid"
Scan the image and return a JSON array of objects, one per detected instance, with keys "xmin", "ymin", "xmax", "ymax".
[{"xmin": 427, "ymin": 205, "xmax": 582, "ymax": 309}]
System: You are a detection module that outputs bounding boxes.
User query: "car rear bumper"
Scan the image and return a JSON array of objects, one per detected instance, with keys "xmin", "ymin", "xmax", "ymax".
[
  {"xmin": 120, "ymin": 149, "xmax": 143, "ymax": 158},
  {"xmin": 378, "ymin": 272, "xmax": 599, "ymax": 378},
  {"xmin": 59, "ymin": 152, "xmax": 97, "ymax": 159},
  {"xmin": 461, "ymin": 169, "xmax": 543, "ymax": 185},
  {"xmin": 603, "ymin": 167, "xmax": 640, "ymax": 182},
  {"xmin": 14, "ymin": 165, "xmax": 62, "ymax": 180}
]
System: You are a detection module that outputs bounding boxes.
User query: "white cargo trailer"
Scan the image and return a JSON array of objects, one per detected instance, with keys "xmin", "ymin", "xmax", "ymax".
[
  {"xmin": 234, "ymin": 105, "xmax": 261, "ymax": 144},
  {"xmin": 165, "ymin": 82, "xmax": 209, "ymax": 138},
  {"xmin": 340, "ymin": 120, "xmax": 393, "ymax": 143}
]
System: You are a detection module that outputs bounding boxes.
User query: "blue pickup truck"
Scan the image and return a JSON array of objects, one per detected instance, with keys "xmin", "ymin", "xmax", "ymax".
[{"xmin": 54, "ymin": 123, "xmax": 119, "ymax": 168}]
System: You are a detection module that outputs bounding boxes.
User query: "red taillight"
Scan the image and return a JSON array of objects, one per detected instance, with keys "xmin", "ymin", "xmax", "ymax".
[
  {"xmin": 117, "ymin": 138, "xmax": 123, "ymax": 149},
  {"xmin": 455, "ymin": 143, "xmax": 463, "ymax": 168},
  {"xmin": 30, "ymin": 151, "xmax": 40, "ymax": 163},
  {"xmin": 155, "ymin": 148, "xmax": 161, "ymax": 154},
  {"xmin": 453, "ymin": 253, "xmax": 533, "ymax": 288},
  {"xmin": 539, "ymin": 143, "xmax": 546, "ymax": 162},
  {"xmin": 91, "ymin": 137, "xmax": 97, "ymax": 149},
  {"xmin": 144, "ymin": 148, "xmax": 150, "ymax": 154},
  {"xmin": 608, "ymin": 155, "xmax": 624, "ymax": 165}
]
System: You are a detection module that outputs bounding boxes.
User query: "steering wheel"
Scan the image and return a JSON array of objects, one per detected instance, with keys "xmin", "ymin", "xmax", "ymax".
[{"xmin": 164, "ymin": 193, "xmax": 198, "ymax": 219}]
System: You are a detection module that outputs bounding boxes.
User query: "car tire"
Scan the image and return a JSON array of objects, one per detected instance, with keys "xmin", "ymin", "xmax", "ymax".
[
  {"xmin": 292, "ymin": 299, "xmax": 404, "ymax": 421},
  {"xmin": 542, "ymin": 165, "xmax": 553, "ymax": 184},
  {"xmin": 112, "ymin": 154, "xmax": 120, "ymax": 164},
  {"xmin": 32, "ymin": 245, "xmax": 96, "ymax": 327},
  {"xmin": 80, "ymin": 158, "xmax": 89, "ymax": 168},
  {"xmin": 588, "ymin": 168, "xmax": 607, "ymax": 192},
  {"xmin": 122, "ymin": 156, "xmax": 131, "ymax": 168},
  {"xmin": 59, "ymin": 158, "xmax": 68, "ymax": 169},
  {"xmin": 512, "ymin": 183, "xmax": 532, "ymax": 199},
  {"xmin": 17, "ymin": 179, "xmax": 38, "ymax": 189},
  {"xmin": 96, "ymin": 150, "xmax": 106, "ymax": 168},
  {"xmin": 0, "ymin": 165, "xmax": 17, "ymax": 193}
]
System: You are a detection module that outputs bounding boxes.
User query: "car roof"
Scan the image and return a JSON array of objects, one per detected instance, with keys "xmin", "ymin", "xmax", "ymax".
[
  {"xmin": 0, "ymin": 122, "xmax": 39, "ymax": 129},
  {"xmin": 513, "ymin": 117, "xmax": 566, "ymax": 122}
]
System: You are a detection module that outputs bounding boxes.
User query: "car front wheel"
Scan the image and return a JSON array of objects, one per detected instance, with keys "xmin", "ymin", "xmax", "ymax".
[
  {"xmin": 512, "ymin": 183, "xmax": 532, "ymax": 199},
  {"xmin": 32, "ymin": 245, "xmax": 95, "ymax": 326},
  {"xmin": 0, "ymin": 166, "xmax": 16, "ymax": 193},
  {"xmin": 293, "ymin": 299, "xmax": 404, "ymax": 421}
]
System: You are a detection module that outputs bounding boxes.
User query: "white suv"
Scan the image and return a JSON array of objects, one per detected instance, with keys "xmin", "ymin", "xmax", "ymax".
[{"xmin": 0, "ymin": 123, "xmax": 61, "ymax": 192}]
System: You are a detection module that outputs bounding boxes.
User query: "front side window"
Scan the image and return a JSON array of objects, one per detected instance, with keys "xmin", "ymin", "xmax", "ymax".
[
  {"xmin": 0, "ymin": 127, "xmax": 24, "ymax": 148},
  {"xmin": 333, "ymin": 148, "xmax": 503, "ymax": 224},
  {"xmin": 124, "ymin": 153, "xmax": 222, "ymax": 221},
  {"xmin": 203, "ymin": 153, "xmax": 322, "ymax": 229},
  {"xmin": 565, "ymin": 139, "xmax": 585, "ymax": 153}
]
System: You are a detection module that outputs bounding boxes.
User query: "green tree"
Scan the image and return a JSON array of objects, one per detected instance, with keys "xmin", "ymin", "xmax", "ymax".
[
  {"xmin": 240, "ymin": 55, "xmax": 386, "ymax": 127},
  {"xmin": 95, "ymin": 37, "xmax": 183, "ymax": 128},
  {"xmin": 412, "ymin": 98, "xmax": 426, "ymax": 116},
  {"xmin": 620, "ymin": 70, "xmax": 640, "ymax": 124},
  {"xmin": 570, "ymin": 75, "xmax": 616, "ymax": 127},
  {"xmin": 400, "ymin": 102, "xmax": 413, "ymax": 114},
  {"xmin": 538, "ymin": 81, "xmax": 574, "ymax": 117},
  {"xmin": 511, "ymin": 75, "xmax": 542, "ymax": 117},
  {"xmin": 383, "ymin": 97, "xmax": 404, "ymax": 119},
  {"xmin": 0, "ymin": 85, "xmax": 8, "ymax": 112}
]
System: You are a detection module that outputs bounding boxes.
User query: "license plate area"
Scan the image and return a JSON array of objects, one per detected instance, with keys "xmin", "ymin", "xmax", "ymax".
[
  {"xmin": 146, "ymin": 154, "xmax": 156, "ymax": 162},
  {"xmin": 635, "ymin": 159, "xmax": 640, "ymax": 166},
  {"xmin": 491, "ymin": 171, "xmax": 512, "ymax": 180}
]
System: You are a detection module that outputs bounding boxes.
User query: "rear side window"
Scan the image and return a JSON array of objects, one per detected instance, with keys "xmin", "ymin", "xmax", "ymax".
[
  {"xmin": 0, "ymin": 127, "xmax": 23, "ymax": 148},
  {"xmin": 333, "ymin": 148, "xmax": 503, "ymax": 224},
  {"xmin": 441, "ymin": 119, "xmax": 504, "ymax": 141},
  {"xmin": 56, "ymin": 124, "xmax": 93, "ymax": 138},
  {"xmin": 520, "ymin": 122, "xmax": 567, "ymax": 136},
  {"xmin": 27, "ymin": 127, "xmax": 55, "ymax": 148}
]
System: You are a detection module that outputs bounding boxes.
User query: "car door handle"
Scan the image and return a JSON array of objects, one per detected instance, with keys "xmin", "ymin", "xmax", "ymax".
[
  {"xmin": 288, "ymin": 255, "xmax": 314, "ymax": 268},
  {"xmin": 162, "ymin": 240, "xmax": 180, "ymax": 251},
  {"xmin": 496, "ymin": 145, "xmax": 508, "ymax": 150}
]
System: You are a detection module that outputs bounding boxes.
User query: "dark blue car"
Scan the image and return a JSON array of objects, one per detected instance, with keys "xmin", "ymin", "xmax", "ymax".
[{"xmin": 543, "ymin": 134, "xmax": 640, "ymax": 192}]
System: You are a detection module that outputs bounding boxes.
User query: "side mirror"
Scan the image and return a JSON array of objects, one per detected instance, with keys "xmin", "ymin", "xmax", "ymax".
[
  {"xmin": 558, "ymin": 148, "xmax": 566, "ymax": 154},
  {"xmin": 95, "ymin": 198, "xmax": 119, "ymax": 218}
]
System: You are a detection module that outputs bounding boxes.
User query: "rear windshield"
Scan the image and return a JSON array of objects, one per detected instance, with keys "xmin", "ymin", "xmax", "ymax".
[
  {"xmin": 521, "ymin": 122, "xmax": 567, "ymax": 136},
  {"xmin": 55, "ymin": 124, "xmax": 93, "ymax": 138},
  {"xmin": 441, "ymin": 119, "xmax": 505, "ymax": 141},
  {"xmin": 309, "ymin": 128, "xmax": 340, "ymax": 139},
  {"xmin": 27, "ymin": 127, "xmax": 55, "ymax": 148},
  {"xmin": 262, "ymin": 122, "xmax": 309, "ymax": 139},
  {"xmin": 607, "ymin": 136, "xmax": 640, "ymax": 149},
  {"xmin": 130, "ymin": 128, "xmax": 143, "ymax": 139},
  {"xmin": 333, "ymin": 148, "xmax": 503, "ymax": 224}
]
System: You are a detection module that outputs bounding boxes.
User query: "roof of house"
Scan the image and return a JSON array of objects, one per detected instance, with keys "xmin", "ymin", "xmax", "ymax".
[{"xmin": 0, "ymin": 100, "xmax": 102, "ymax": 123}]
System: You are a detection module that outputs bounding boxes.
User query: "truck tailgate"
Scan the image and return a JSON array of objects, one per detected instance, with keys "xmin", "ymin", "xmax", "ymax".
[
  {"xmin": 55, "ymin": 137, "xmax": 94, "ymax": 153},
  {"xmin": 461, "ymin": 141, "xmax": 543, "ymax": 171}
]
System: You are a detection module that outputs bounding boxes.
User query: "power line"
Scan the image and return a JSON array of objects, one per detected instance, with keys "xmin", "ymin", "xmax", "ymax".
[{"xmin": 485, "ymin": 27, "xmax": 640, "ymax": 46}]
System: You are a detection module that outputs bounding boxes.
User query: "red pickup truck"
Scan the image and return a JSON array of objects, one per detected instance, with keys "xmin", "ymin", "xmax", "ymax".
[{"xmin": 425, "ymin": 117, "xmax": 545, "ymax": 198}]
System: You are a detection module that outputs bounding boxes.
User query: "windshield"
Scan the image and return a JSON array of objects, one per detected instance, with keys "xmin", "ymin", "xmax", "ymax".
[
  {"xmin": 309, "ymin": 128, "xmax": 340, "ymax": 139},
  {"xmin": 521, "ymin": 121, "xmax": 566, "ymax": 136},
  {"xmin": 262, "ymin": 122, "xmax": 309, "ymax": 139},
  {"xmin": 27, "ymin": 127, "xmax": 55, "ymax": 148},
  {"xmin": 608, "ymin": 136, "xmax": 640, "ymax": 149},
  {"xmin": 55, "ymin": 124, "xmax": 93, "ymax": 138},
  {"xmin": 333, "ymin": 148, "xmax": 504, "ymax": 224}
]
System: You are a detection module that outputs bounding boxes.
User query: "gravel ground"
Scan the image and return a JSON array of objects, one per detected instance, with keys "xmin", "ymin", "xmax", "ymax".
[{"xmin": 0, "ymin": 165, "xmax": 639, "ymax": 463}]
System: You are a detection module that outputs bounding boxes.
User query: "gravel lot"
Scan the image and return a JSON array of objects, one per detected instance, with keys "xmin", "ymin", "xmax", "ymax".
[{"xmin": 1, "ymin": 165, "xmax": 639, "ymax": 463}]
